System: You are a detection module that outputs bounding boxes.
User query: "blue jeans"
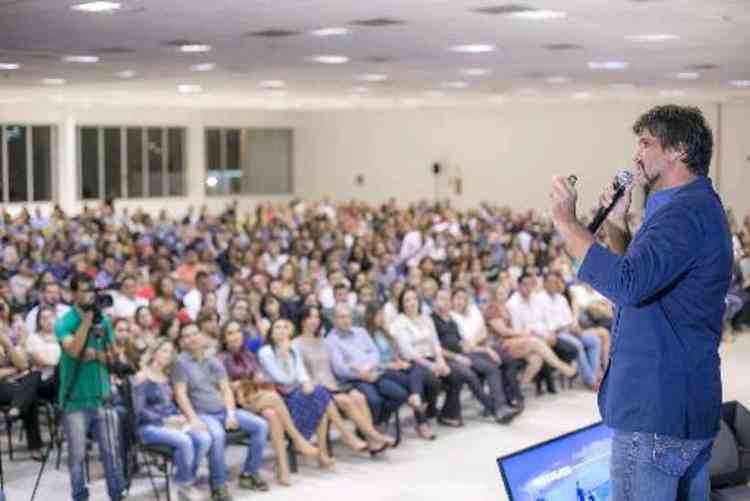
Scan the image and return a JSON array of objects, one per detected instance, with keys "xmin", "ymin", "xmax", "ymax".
[
  {"xmin": 610, "ymin": 430, "xmax": 714, "ymax": 501},
  {"xmin": 352, "ymin": 376, "xmax": 409, "ymax": 424},
  {"xmin": 62, "ymin": 408, "xmax": 126, "ymax": 501},
  {"xmin": 199, "ymin": 409, "xmax": 268, "ymax": 487},
  {"xmin": 558, "ymin": 331, "xmax": 601, "ymax": 386},
  {"xmin": 139, "ymin": 425, "xmax": 211, "ymax": 486}
]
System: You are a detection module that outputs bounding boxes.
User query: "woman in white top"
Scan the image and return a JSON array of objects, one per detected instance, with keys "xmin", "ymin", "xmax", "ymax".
[
  {"xmin": 26, "ymin": 306, "xmax": 61, "ymax": 390},
  {"xmin": 390, "ymin": 287, "xmax": 465, "ymax": 436}
]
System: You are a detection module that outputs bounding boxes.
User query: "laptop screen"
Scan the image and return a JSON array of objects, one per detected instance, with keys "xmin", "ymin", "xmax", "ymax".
[{"xmin": 497, "ymin": 422, "xmax": 614, "ymax": 501}]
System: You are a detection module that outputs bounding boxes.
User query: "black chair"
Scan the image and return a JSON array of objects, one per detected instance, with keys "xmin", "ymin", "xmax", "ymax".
[
  {"xmin": 119, "ymin": 377, "xmax": 176, "ymax": 501},
  {"xmin": 710, "ymin": 400, "xmax": 750, "ymax": 500}
]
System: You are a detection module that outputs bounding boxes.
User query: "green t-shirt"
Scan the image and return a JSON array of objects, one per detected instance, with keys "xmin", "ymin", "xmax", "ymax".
[{"xmin": 55, "ymin": 308, "xmax": 115, "ymax": 412}]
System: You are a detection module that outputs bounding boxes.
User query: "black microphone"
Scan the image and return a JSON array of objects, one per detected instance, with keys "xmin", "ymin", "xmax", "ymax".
[{"xmin": 587, "ymin": 170, "xmax": 634, "ymax": 234}]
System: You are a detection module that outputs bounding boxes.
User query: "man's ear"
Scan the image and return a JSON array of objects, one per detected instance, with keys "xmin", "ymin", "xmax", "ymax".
[{"xmin": 667, "ymin": 143, "xmax": 688, "ymax": 163}]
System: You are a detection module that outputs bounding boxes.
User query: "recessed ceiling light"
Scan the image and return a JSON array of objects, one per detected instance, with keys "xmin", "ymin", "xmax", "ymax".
[
  {"xmin": 572, "ymin": 91, "xmax": 593, "ymax": 99},
  {"xmin": 259, "ymin": 80, "xmax": 286, "ymax": 89},
  {"xmin": 190, "ymin": 63, "xmax": 216, "ymax": 72},
  {"xmin": 63, "ymin": 55, "xmax": 100, "ymax": 63},
  {"xmin": 307, "ymin": 55, "xmax": 349, "ymax": 64},
  {"xmin": 449, "ymin": 44, "xmax": 496, "ymax": 53},
  {"xmin": 311, "ymin": 27, "xmax": 351, "ymax": 36},
  {"xmin": 42, "ymin": 78, "xmax": 66, "ymax": 85},
  {"xmin": 546, "ymin": 76, "xmax": 571, "ymax": 84},
  {"xmin": 670, "ymin": 72, "xmax": 699, "ymax": 80},
  {"xmin": 357, "ymin": 73, "xmax": 388, "ymax": 82},
  {"xmin": 0, "ymin": 63, "xmax": 20, "ymax": 70},
  {"xmin": 659, "ymin": 89, "xmax": 686, "ymax": 97},
  {"xmin": 588, "ymin": 61, "xmax": 629, "ymax": 70},
  {"xmin": 625, "ymin": 33, "xmax": 679, "ymax": 42},
  {"xmin": 509, "ymin": 9, "xmax": 567, "ymax": 20},
  {"xmin": 440, "ymin": 81, "xmax": 469, "ymax": 89},
  {"xmin": 460, "ymin": 67, "xmax": 490, "ymax": 77},
  {"xmin": 179, "ymin": 44, "xmax": 212, "ymax": 53},
  {"xmin": 206, "ymin": 176, "xmax": 218, "ymax": 188},
  {"xmin": 729, "ymin": 80, "xmax": 750, "ymax": 87},
  {"xmin": 177, "ymin": 84, "xmax": 202, "ymax": 93},
  {"xmin": 115, "ymin": 70, "xmax": 136, "ymax": 78},
  {"xmin": 71, "ymin": 1, "xmax": 121, "ymax": 13}
]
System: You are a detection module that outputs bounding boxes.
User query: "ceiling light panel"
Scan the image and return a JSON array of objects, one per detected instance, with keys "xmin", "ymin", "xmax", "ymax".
[
  {"xmin": 625, "ymin": 33, "xmax": 679, "ymax": 42},
  {"xmin": 311, "ymin": 27, "xmax": 351, "ymax": 36},
  {"xmin": 509, "ymin": 10, "xmax": 566, "ymax": 20},
  {"xmin": 357, "ymin": 73, "xmax": 388, "ymax": 82},
  {"xmin": 190, "ymin": 63, "xmax": 216, "ymax": 71},
  {"xmin": 449, "ymin": 44, "xmax": 496, "ymax": 53},
  {"xmin": 71, "ymin": 1, "xmax": 121, "ymax": 13},
  {"xmin": 177, "ymin": 84, "xmax": 202, "ymax": 93},
  {"xmin": 307, "ymin": 55, "xmax": 349, "ymax": 64},
  {"xmin": 63, "ymin": 55, "xmax": 100, "ymax": 63},
  {"xmin": 587, "ymin": 61, "xmax": 629, "ymax": 70},
  {"xmin": 460, "ymin": 68, "xmax": 490, "ymax": 76}
]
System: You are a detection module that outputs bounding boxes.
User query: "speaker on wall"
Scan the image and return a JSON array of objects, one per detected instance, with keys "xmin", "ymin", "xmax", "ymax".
[{"xmin": 432, "ymin": 162, "xmax": 441, "ymax": 175}]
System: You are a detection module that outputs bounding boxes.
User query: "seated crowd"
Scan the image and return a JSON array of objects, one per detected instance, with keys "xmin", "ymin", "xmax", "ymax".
[{"xmin": 0, "ymin": 198, "xmax": 748, "ymax": 501}]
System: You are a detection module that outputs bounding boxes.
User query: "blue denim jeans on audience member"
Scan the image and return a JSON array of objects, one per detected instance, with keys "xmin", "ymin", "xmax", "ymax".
[
  {"xmin": 610, "ymin": 429, "xmax": 714, "ymax": 501},
  {"xmin": 139, "ymin": 425, "xmax": 211, "ymax": 486},
  {"xmin": 558, "ymin": 331, "xmax": 601, "ymax": 386},
  {"xmin": 62, "ymin": 407, "xmax": 126, "ymax": 501},
  {"xmin": 199, "ymin": 409, "xmax": 269, "ymax": 487}
]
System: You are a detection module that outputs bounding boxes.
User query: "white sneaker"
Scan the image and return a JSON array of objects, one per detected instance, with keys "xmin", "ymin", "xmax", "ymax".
[{"xmin": 177, "ymin": 484, "xmax": 204, "ymax": 501}]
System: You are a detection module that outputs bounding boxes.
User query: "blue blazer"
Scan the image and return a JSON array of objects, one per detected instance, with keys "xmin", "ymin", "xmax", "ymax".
[{"xmin": 579, "ymin": 176, "xmax": 732, "ymax": 439}]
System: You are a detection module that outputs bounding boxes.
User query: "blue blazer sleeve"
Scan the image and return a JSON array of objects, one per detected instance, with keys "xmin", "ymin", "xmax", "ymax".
[{"xmin": 578, "ymin": 205, "xmax": 700, "ymax": 307}]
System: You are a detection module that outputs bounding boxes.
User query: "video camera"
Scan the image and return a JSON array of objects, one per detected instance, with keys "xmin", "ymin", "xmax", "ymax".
[{"xmin": 83, "ymin": 289, "xmax": 114, "ymax": 324}]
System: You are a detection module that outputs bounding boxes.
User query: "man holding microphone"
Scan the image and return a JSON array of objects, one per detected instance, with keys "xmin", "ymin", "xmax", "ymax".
[{"xmin": 549, "ymin": 105, "xmax": 732, "ymax": 500}]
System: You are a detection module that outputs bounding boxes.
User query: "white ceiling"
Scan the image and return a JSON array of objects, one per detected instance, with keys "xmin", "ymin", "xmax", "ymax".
[{"xmin": 0, "ymin": 0, "xmax": 749, "ymax": 108}]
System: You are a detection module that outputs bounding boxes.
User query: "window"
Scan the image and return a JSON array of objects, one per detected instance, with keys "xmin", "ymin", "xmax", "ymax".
[
  {"xmin": 205, "ymin": 128, "xmax": 293, "ymax": 195},
  {"xmin": 0, "ymin": 124, "xmax": 55, "ymax": 203},
  {"xmin": 78, "ymin": 126, "xmax": 185, "ymax": 199}
]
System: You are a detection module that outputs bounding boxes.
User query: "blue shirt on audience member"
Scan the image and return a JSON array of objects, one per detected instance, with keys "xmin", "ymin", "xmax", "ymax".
[{"xmin": 578, "ymin": 176, "xmax": 732, "ymax": 440}]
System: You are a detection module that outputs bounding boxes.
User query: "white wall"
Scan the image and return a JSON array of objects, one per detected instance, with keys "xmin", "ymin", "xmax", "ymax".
[
  {"xmin": 0, "ymin": 99, "xmax": 747, "ymax": 218},
  {"xmin": 718, "ymin": 102, "xmax": 750, "ymax": 220}
]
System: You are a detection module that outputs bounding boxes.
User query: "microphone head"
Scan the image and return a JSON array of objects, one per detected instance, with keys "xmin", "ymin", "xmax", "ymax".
[{"xmin": 614, "ymin": 170, "xmax": 634, "ymax": 189}]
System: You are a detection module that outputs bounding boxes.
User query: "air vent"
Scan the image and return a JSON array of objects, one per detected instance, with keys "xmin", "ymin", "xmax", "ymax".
[
  {"xmin": 684, "ymin": 63, "xmax": 719, "ymax": 71},
  {"xmin": 247, "ymin": 29, "xmax": 300, "ymax": 38},
  {"xmin": 95, "ymin": 47, "xmax": 135, "ymax": 54},
  {"xmin": 351, "ymin": 18, "xmax": 405, "ymax": 27},
  {"xmin": 162, "ymin": 39, "xmax": 200, "ymax": 47},
  {"xmin": 473, "ymin": 5, "xmax": 534, "ymax": 15},
  {"xmin": 365, "ymin": 56, "xmax": 394, "ymax": 63},
  {"xmin": 543, "ymin": 43, "xmax": 583, "ymax": 51}
]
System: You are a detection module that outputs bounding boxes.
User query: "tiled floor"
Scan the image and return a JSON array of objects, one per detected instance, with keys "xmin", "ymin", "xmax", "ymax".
[{"xmin": 5, "ymin": 330, "xmax": 749, "ymax": 501}]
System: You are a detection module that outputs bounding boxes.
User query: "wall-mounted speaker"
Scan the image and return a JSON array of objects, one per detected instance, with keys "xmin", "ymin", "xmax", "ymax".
[{"xmin": 432, "ymin": 162, "xmax": 441, "ymax": 175}]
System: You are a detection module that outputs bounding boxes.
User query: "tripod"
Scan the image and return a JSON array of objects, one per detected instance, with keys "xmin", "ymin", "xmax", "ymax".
[{"xmin": 29, "ymin": 318, "xmax": 125, "ymax": 501}]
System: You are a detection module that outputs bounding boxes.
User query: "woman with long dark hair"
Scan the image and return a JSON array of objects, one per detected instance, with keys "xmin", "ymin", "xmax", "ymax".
[
  {"xmin": 218, "ymin": 320, "xmax": 318, "ymax": 486},
  {"xmin": 294, "ymin": 306, "xmax": 395, "ymax": 452}
]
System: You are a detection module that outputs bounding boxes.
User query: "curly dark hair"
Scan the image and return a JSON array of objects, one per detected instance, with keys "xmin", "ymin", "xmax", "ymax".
[{"xmin": 632, "ymin": 105, "xmax": 713, "ymax": 176}]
